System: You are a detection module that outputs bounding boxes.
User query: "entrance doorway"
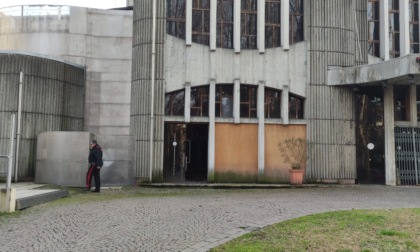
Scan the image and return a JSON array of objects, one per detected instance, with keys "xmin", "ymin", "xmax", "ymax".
[
  {"xmin": 163, "ymin": 123, "xmax": 208, "ymax": 182},
  {"xmin": 355, "ymin": 87, "xmax": 385, "ymax": 184}
]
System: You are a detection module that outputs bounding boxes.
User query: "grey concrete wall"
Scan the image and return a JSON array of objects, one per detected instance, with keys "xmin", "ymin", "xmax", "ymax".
[
  {"xmin": 0, "ymin": 53, "xmax": 85, "ymax": 179},
  {"xmin": 165, "ymin": 36, "xmax": 307, "ymax": 97},
  {"xmin": 306, "ymin": 0, "xmax": 360, "ymax": 182},
  {"xmin": 36, "ymin": 131, "xmax": 134, "ymax": 187},
  {"xmin": 131, "ymin": 0, "xmax": 166, "ymax": 182},
  {"xmin": 0, "ymin": 6, "xmax": 134, "ymax": 183},
  {"xmin": 35, "ymin": 132, "xmax": 90, "ymax": 187}
]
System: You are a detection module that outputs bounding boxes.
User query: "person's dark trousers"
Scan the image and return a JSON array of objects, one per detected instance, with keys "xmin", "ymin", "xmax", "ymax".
[{"xmin": 86, "ymin": 165, "xmax": 101, "ymax": 192}]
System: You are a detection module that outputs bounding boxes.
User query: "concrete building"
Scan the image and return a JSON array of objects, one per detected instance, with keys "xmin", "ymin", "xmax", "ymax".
[
  {"xmin": 131, "ymin": 0, "xmax": 420, "ymax": 186},
  {"xmin": 2, "ymin": 1, "xmax": 420, "ymax": 186},
  {"xmin": 0, "ymin": 5, "xmax": 133, "ymax": 185},
  {"xmin": 0, "ymin": 52, "xmax": 85, "ymax": 179}
]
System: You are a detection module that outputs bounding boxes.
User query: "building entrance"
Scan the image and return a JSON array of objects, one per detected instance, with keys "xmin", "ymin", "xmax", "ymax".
[
  {"xmin": 355, "ymin": 87, "xmax": 385, "ymax": 184},
  {"xmin": 163, "ymin": 123, "xmax": 208, "ymax": 182}
]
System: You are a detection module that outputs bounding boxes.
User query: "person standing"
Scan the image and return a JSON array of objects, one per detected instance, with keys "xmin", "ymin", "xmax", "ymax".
[{"xmin": 86, "ymin": 139, "xmax": 103, "ymax": 192}]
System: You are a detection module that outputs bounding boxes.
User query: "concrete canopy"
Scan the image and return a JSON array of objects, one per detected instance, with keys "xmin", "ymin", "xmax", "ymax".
[{"xmin": 328, "ymin": 54, "xmax": 420, "ymax": 86}]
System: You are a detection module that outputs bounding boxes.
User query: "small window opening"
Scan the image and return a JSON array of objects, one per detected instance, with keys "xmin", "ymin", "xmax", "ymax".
[
  {"xmin": 165, "ymin": 90, "xmax": 185, "ymax": 116},
  {"xmin": 215, "ymin": 84, "xmax": 234, "ymax": 117}
]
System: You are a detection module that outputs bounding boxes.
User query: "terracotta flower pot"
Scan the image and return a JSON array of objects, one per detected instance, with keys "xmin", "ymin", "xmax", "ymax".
[{"xmin": 289, "ymin": 169, "xmax": 304, "ymax": 185}]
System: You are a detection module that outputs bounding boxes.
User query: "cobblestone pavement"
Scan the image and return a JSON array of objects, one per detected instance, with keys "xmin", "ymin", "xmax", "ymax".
[{"xmin": 1, "ymin": 185, "xmax": 420, "ymax": 252}]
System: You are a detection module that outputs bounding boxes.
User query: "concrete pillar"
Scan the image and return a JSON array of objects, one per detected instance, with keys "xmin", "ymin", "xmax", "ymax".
[
  {"xmin": 186, "ymin": 0, "xmax": 192, "ymax": 45},
  {"xmin": 258, "ymin": 81, "xmax": 265, "ymax": 181},
  {"xmin": 380, "ymin": 0, "xmax": 389, "ymax": 60},
  {"xmin": 208, "ymin": 79, "xmax": 216, "ymax": 182},
  {"xmin": 0, "ymin": 188, "xmax": 16, "ymax": 213},
  {"xmin": 185, "ymin": 83, "xmax": 191, "ymax": 123},
  {"xmin": 234, "ymin": 0, "xmax": 241, "ymax": 53},
  {"xmin": 400, "ymin": 0, "xmax": 410, "ymax": 56},
  {"xmin": 282, "ymin": 85, "xmax": 289, "ymax": 124},
  {"xmin": 210, "ymin": 0, "xmax": 217, "ymax": 50},
  {"xmin": 281, "ymin": 0, "xmax": 289, "ymax": 50},
  {"xmin": 234, "ymin": 79, "xmax": 240, "ymax": 123},
  {"xmin": 384, "ymin": 85, "xmax": 396, "ymax": 185},
  {"xmin": 410, "ymin": 84, "xmax": 417, "ymax": 126},
  {"xmin": 257, "ymin": 0, "xmax": 265, "ymax": 53}
]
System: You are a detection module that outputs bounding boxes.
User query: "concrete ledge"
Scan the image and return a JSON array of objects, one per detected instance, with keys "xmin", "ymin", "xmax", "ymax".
[{"xmin": 15, "ymin": 190, "xmax": 69, "ymax": 210}]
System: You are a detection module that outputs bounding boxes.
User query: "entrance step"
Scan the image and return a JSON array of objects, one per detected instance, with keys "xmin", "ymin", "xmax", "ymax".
[{"xmin": 15, "ymin": 189, "xmax": 68, "ymax": 210}]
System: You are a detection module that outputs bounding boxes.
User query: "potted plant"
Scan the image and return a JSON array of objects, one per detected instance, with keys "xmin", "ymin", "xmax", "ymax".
[{"xmin": 278, "ymin": 137, "xmax": 307, "ymax": 185}]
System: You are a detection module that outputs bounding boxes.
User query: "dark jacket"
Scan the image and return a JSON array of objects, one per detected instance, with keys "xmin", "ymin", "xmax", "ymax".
[{"xmin": 89, "ymin": 144, "xmax": 103, "ymax": 167}]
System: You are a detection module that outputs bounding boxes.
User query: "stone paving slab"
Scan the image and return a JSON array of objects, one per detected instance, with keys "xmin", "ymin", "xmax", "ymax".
[{"xmin": 0, "ymin": 185, "xmax": 420, "ymax": 251}]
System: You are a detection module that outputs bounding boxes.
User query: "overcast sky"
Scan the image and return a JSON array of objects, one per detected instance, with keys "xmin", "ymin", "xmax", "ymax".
[{"xmin": 0, "ymin": 0, "xmax": 127, "ymax": 9}]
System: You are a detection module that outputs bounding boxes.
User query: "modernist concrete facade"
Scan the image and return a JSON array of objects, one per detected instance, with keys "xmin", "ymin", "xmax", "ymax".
[
  {"xmin": 131, "ymin": 0, "xmax": 420, "ymax": 186},
  {"xmin": 0, "ymin": 6, "xmax": 134, "ymax": 185},
  {"xmin": 0, "ymin": 52, "xmax": 85, "ymax": 179},
  {"xmin": 2, "ymin": 1, "xmax": 420, "ymax": 186}
]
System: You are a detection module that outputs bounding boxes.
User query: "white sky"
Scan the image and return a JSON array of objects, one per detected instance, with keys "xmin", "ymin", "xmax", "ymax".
[{"xmin": 0, "ymin": 0, "xmax": 127, "ymax": 9}]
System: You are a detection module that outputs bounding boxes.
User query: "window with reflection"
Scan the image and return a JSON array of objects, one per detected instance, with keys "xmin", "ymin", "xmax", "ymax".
[
  {"xmin": 191, "ymin": 85, "xmax": 209, "ymax": 117},
  {"xmin": 167, "ymin": 0, "xmax": 186, "ymax": 39},
  {"xmin": 192, "ymin": 0, "xmax": 211, "ymax": 45},
  {"xmin": 394, "ymin": 86, "xmax": 410, "ymax": 121},
  {"xmin": 241, "ymin": 0, "xmax": 258, "ymax": 49},
  {"xmin": 417, "ymin": 86, "xmax": 420, "ymax": 121},
  {"xmin": 215, "ymin": 84, "xmax": 234, "ymax": 117},
  {"xmin": 165, "ymin": 90, "xmax": 185, "ymax": 116},
  {"xmin": 410, "ymin": 0, "xmax": 419, "ymax": 53},
  {"xmin": 289, "ymin": 0, "xmax": 304, "ymax": 44},
  {"xmin": 289, "ymin": 94, "xmax": 304, "ymax": 119},
  {"xmin": 217, "ymin": 0, "xmax": 234, "ymax": 48},
  {"xmin": 265, "ymin": 0, "xmax": 281, "ymax": 48},
  {"xmin": 389, "ymin": 0, "xmax": 400, "ymax": 58},
  {"xmin": 240, "ymin": 85, "xmax": 257, "ymax": 118},
  {"xmin": 368, "ymin": 0, "xmax": 380, "ymax": 57},
  {"xmin": 265, "ymin": 88, "xmax": 281, "ymax": 118}
]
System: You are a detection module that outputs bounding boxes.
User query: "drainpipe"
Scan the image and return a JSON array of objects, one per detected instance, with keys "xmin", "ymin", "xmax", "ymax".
[
  {"xmin": 14, "ymin": 71, "xmax": 23, "ymax": 182},
  {"xmin": 149, "ymin": 0, "xmax": 157, "ymax": 182},
  {"xmin": 7, "ymin": 114, "xmax": 16, "ymax": 189}
]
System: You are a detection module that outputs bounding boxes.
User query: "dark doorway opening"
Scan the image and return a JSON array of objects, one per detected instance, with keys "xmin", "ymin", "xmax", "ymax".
[
  {"xmin": 355, "ymin": 86, "xmax": 385, "ymax": 184},
  {"xmin": 163, "ymin": 123, "xmax": 208, "ymax": 182}
]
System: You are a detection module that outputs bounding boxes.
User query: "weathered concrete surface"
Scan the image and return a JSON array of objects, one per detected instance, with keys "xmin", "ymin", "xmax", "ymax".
[
  {"xmin": 0, "ymin": 6, "xmax": 134, "ymax": 183},
  {"xmin": 0, "ymin": 185, "xmax": 419, "ymax": 252}
]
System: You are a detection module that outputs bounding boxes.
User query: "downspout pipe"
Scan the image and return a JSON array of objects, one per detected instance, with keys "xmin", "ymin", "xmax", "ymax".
[
  {"xmin": 14, "ymin": 71, "xmax": 23, "ymax": 182},
  {"xmin": 7, "ymin": 114, "xmax": 16, "ymax": 189},
  {"xmin": 149, "ymin": 0, "xmax": 156, "ymax": 182}
]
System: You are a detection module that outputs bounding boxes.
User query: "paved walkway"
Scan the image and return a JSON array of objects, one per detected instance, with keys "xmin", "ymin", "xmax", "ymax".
[{"xmin": 1, "ymin": 185, "xmax": 420, "ymax": 252}]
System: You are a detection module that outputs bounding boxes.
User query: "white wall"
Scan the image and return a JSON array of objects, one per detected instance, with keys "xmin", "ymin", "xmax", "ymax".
[{"xmin": 165, "ymin": 36, "xmax": 307, "ymax": 97}]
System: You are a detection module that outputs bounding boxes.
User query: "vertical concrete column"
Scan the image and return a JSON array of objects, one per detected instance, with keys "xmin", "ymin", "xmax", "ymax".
[
  {"xmin": 234, "ymin": 0, "xmax": 241, "ymax": 53},
  {"xmin": 380, "ymin": 0, "xmax": 389, "ymax": 60},
  {"xmin": 257, "ymin": 81, "xmax": 265, "ymax": 181},
  {"xmin": 0, "ymin": 188, "xmax": 16, "ymax": 213},
  {"xmin": 234, "ymin": 79, "xmax": 240, "ymax": 124},
  {"xmin": 384, "ymin": 85, "xmax": 396, "ymax": 185},
  {"xmin": 210, "ymin": 0, "xmax": 217, "ymax": 50},
  {"xmin": 418, "ymin": 2, "xmax": 420, "ymax": 47},
  {"xmin": 410, "ymin": 84, "xmax": 417, "ymax": 126},
  {"xmin": 281, "ymin": 0, "xmax": 289, "ymax": 50},
  {"xmin": 282, "ymin": 85, "xmax": 289, "ymax": 124},
  {"xmin": 208, "ymin": 79, "xmax": 216, "ymax": 182},
  {"xmin": 185, "ymin": 83, "xmax": 191, "ymax": 123},
  {"xmin": 400, "ymin": 0, "xmax": 410, "ymax": 56},
  {"xmin": 186, "ymin": 0, "xmax": 192, "ymax": 45},
  {"xmin": 257, "ymin": 0, "xmax": 265, "ymax": 53}
]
